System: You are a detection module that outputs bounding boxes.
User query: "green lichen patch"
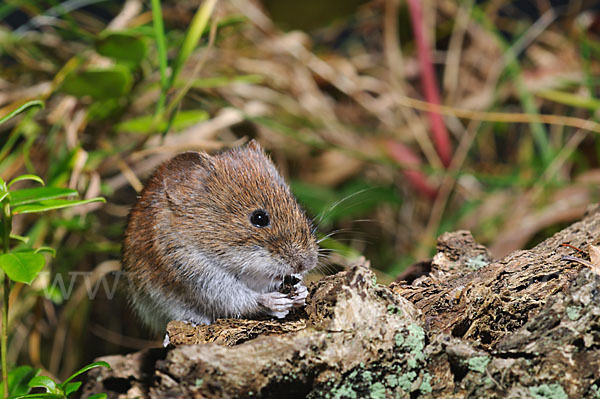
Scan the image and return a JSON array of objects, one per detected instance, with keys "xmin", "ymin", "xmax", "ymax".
[
  {"xmin": 466, "ymin": 254, "xmax": 489, "ymax": 270},
  {"xmin": 331, "ymin": 383, "xmax": 358, "ymax": 399},
  {"xmin": 589, "ymin": 384, "xmax": 600, "ymax": 398},
  {"xmin": 419, "ymin": 373, "xmax": 432, "ymax": 394},
  {"xmin": 313, "ymin": 359, "xmax": 434, "ymax": 399},
  {"xmin": 369, "ymin": 382, "xmax": 387, "ymax": 399},
  {"xmin": 402, "ymin": 324, "xmax": 426, "ymax": 368},
  {"xmin": 404, "ymin": 324, "xmax": 425, "ymax": 352},
  {"xmin": 566, "ymin": 306, "xmax": 581, "ymax": 321},
  {"xmin": 194, "ymin": 378, "xmax": 203, "ymax": 387},
  {"xmin": 395, "ymin": 332, "xmax": 404, "ymax": 347},
  {"xmin": 397, "ymin": 371, "xmax": 417, "ymax": 391},
  {"xmin": 385, "ymin": 374, "xmax": 398, "ymax": 388},
  {"xmin": 529, "ymin": 383, "xmax": 568, "ymax": 399},
  {"xmin": 467, "ymin": 356, "xmax": 490, "ymax": 373},
  {"xmin": 387, "ymin": 304, "xmax": 402, "ymax": 315}
]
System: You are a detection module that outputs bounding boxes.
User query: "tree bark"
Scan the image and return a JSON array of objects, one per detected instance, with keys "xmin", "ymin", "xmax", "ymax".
[{"xmin": 83, "ymin": 204, "xmax": 600, "ymax": 398}]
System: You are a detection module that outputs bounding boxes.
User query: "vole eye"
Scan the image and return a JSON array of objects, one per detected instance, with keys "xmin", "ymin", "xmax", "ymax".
[{"xmin": 250, "ymin": 209, "xmax": 270, "ymax": 228}]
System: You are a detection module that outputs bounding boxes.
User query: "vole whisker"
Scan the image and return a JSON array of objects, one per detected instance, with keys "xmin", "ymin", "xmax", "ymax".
[{"xmin": 315, "ymin": 188, "xmax": 374, "ymax": 225}]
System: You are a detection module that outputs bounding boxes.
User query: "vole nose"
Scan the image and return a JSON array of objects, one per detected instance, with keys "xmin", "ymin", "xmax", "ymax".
[{"xmin": 294, "ymin": 253, "xmax": 317, "ymax": 273}]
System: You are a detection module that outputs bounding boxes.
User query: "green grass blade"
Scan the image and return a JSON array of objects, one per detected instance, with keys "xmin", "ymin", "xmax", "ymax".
[
  {"xmin": 12, "ymin": 198, "xmax": 106, "ymax": 214},
  {"xmin": 151, "ymin": 0, "xmax": 169, "ymax": 115},
  {"xmin": 168, "ymin": 0, "xmax": 217, "ymax": 88},
  {"xmin": 536, "ymin": 89, "xmax": 600, "ymax": 111},
  {"xmin": 0, "ymin": 100, "xmax": 44, "ymax": 125}
]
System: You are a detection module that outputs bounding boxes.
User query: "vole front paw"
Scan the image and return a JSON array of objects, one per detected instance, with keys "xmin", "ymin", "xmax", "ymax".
[
  {"xmin": 292, "ymin": 282, "xmax": 308, "ymax": 307},
  {"xmin": 258, "ymin": 291, "xmax": 294, "ymax": 319}
]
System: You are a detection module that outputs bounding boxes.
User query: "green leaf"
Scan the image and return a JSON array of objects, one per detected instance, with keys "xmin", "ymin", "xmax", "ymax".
[
  {"xmin": 28, "ymin": 375, "xmax": 58, "ymax": 393},
  {"xmin": 35, "ymin": 246, "xmax": 56, "ymax": 257},
  {"xmin": 8, "ymin": 174, "xmax": 45, "ymax": 189},
  {"xmin": 0, "ymin": 365, "xmax": 40, "ymax": 397},
  {"xmin": 10, "ymin": 187, "xmax": 77, "ymax": 207},
  {"xmin": 12, "ymin": 393, "xmax": 64, "ymax": 399},
  {"xmin": 10, "ymin": 233, "xmax": 29, "ymax": 243},
  {"xmin": 60, "ymin": 361, "xmax": 110, "ymax": 387},
  {"xmin": 12, "ymin": 198, "xmax": 105, "ymax": 214},
  {"xmin": 87, "ymin": 98, "xmax": 123, "ymax": 121},
  {"xmin": 116, "ymin": 110, "xmax": 209, "ymax": 134},
  {"xmin": 86, "ymin": 394, "xmax": 108, "ymax": 399},
  {"xmin": 58, "ymin": 67, "xmax": 132, "ymax": 100},
  {"xmin": 0, "ymin": 251, "xmax": 46, "ymax": 284},
  {"xmin": 0, "ymin": 100, "xmax": 44, "ymax": 125},
  {"xmin": 95, "ymin": 32, "xmax": 147, "ymax": 67},
  {"xmin": 63, "ymin": 381, "xmax": 82, "ymax": 396}
]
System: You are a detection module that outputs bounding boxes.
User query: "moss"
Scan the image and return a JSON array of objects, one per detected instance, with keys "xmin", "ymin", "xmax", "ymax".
[
  {"xmin": 370, "ymin": 382, "xmax": 387, "ymax": 399},
  {"xmin": 419, "ymin": 373, "xmax": 432, "ymax": 394},
  {"xmin": 466, "ymin": 255, "xmax": 489, "ymax": 270},
  {"xmin": 467, "ymin": 356, "xmax": 490, "ymax": 373},
  {"xmin": 529, "ymin": 383, "xmax": 568, "ymax": 399},
  {"xmin": 566, "ymin": 306, "xmax": 581, "ymax": 321}
]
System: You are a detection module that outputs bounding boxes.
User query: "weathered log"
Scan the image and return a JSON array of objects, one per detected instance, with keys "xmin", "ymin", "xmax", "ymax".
[{"xmin": 83, "ymin": 205, "xmax": 600, "ymax": 398}]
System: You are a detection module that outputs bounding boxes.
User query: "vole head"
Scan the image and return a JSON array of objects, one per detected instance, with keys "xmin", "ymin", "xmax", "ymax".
[{"xmin": 160, "ymin": 141, "xmax": 318, "ymax": 285}]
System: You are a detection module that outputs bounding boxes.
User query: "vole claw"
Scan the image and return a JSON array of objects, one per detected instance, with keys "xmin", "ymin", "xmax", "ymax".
[
  {"xmin": 259, "ymin": 291, "xmax": 294, "ymax": 318},
  {"xmin": 292, "ymin": 283, "xmax": 308, "ymax": 307}
]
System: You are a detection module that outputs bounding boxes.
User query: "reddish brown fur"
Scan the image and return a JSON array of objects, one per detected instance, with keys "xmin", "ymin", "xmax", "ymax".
[{"xmin": 122, "ymin": 141, "xmax": 318, "ymax": 331}]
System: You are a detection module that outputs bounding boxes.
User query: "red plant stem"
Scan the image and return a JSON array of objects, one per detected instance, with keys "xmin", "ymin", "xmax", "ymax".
[
  {"xmin": 384, "ymin": 139, "xmax": 437, "ymax": 200},
  {"xmin": 407, "ymin": 0, "xmax": 452, "ymax": 168}
]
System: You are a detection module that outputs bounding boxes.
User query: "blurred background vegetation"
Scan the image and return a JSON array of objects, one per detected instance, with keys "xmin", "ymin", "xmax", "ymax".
[{"xmin": 1, "ymin": 0, "xmax": 600, "ymax": 384}]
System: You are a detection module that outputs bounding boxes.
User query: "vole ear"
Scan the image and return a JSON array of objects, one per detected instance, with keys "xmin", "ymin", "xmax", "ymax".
[
  {"xmin": 162, "ymin": 152, "xmax": 212, "ymax": 205},
  {"xmin": 167, "ymin": 152, "xmax": 211, "ymax": 178},
  {"xmin": 246, "ymin": 139, "xmax": 263, "ymax": 153}
]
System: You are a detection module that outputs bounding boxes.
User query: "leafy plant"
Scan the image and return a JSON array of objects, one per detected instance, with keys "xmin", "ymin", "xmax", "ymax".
[
  {"xmin": 0, "ymin": 102, "xmax": 108, "ymax": 398},
  {"xmin": 1, "ymin": 361, "xmax": 109, "ymax": 399}
]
